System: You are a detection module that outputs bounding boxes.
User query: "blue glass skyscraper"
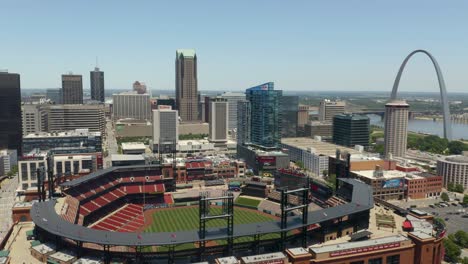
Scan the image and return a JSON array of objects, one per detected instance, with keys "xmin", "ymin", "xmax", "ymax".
[{"xmin": 245, "ymin": 82, "xmax": 282, "ymax": 148}]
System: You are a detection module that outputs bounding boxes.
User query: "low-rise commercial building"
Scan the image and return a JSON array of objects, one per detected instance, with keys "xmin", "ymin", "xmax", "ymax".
[
  {"xmin": 110, "ymin": 154, "xmax": 146, "ymax": 167},
  {"xmin": 281, "ymin": 137, "xmax": 372, "ymax": 177},
  {"xmin": 121, "ymin": 142, "xmax": 146, "ymax": 155},
  {"xmin": 177, "ymin": 139, "xmax": 236, "ymax": 157},
  {"xmin": 23, "ymin": 129, "xmax": 102, "ymax": 154},
  {"xmin": 351, "ymin": 168, "xmax": 443, "ymax": 200},
  {"xmin": 237, "ymin": 143, "xmax": 289, "ymax": 176},
  {"xmin": 304, "ymin": 122, "xmax": 333, "ymax": 141}
]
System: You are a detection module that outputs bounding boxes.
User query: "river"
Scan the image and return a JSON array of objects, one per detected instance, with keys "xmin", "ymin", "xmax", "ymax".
[{"xmin": 368, "ymin": 115, "xmax": 468, "ymax": 140}]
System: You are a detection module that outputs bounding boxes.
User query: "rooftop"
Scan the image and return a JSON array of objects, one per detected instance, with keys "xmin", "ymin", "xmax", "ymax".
[
  {"xmin": 176, "ymin": 49, "xmax": 196, "ymax": 58},
  {"xmin": 24, "ymin": 129, "xmax": 100, "ymax": 138},
  {"xmin": 49, "ymin": 250, "xmax": 76, "ymax": 262},
  {"xmin": 309, "ymin": 235, "xmax": 408, "ymax": 254},
  {"xmin": 442, "ymin": 155, "xmax": 468, "ymax": 164},
  {"xmin": 241, "ymin": 252, "xmax": 286, "ymax": 263},
  {"xmin": 246, "ymin": 82, "xmax": 274, "ymax": 91},
  {"xmin": 286, "ymin": 247, "xmax": 310, "ymax": 256},
  {"xmin": 386, "ymin": 100, "xmax": 409, "ymax": 107},
  {"xmin": 110, "ymin": 154, "xmax": 145, "ymax": 162},
  {"xmin": 353, "ymin": 169, "xmax": 420, "ymax": 180},
  {"xmin": 281, "ymin": 137, "xmax": 363, "ymax": 157},
  {"xmin": 215, "ymin": 256, "xmax": 238, "ymax": 264},
  {"xmin": 121, "ymin": 142, "xmax": 146, "ymax": 150},
  {"xmin": 72, "ymin": 256, "xmax": 102, "ymax": 264},
  {"xmin": 32, "ymin": 242, "xmax": 56, "ymax": 254},
  {"xmin": 334, "ymin": 113, "xmax": 370, "ymax": 121}
]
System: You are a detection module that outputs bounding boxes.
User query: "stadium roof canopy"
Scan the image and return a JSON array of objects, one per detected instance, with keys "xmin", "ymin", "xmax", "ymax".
[{"xmin": 32, "ymin": 177, "xmax": 373, "ymax": 246}]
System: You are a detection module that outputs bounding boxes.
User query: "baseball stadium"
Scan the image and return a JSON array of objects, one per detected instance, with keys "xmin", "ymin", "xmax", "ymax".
[{"xmin": 30, "ymin": 164, "xmax": 373, "ymax": 263}]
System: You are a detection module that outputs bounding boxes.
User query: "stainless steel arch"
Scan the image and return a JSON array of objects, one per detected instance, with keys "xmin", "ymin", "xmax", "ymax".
[{"xmin": 391, "ymin": 50, "xmax": 452, "ymax": 140}]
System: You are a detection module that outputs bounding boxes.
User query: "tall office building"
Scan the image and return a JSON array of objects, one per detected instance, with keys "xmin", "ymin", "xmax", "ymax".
[
  {"xmin": 22, "ymin": 104, "xmax": 43, "ymax": 136},
  {"xmin": 237, "ymin": 100, "xmax": 251, "ymax": 145},
  {"xmin": 246, "ymin": 82, "xmax": 282, "ymax": 148},
  {"xmin": 175, "ymin": 49, "xmax": 198, "ymax": 121},
  {"xmin": 333, "ymin": 113, "xmax": 370, "ymax": 147},
  {"xmin": 0, "ymin": 72, "xmax": 22, "ymax": 155},
  {"xmin": 384, "ymin": 100, "xmax": 409, "ymax": 158},
  {"xmin": 133, "ymin": 81, "xmax": 147, "ymax": 94},
  {"xmin": 90, "ymin": 67, "xmax": 105, "ymax": 102},
  {"xmin": 152, "ymin": 106, "xmax": 178, "ymax": 153},
  {"xmin": 209, "ymin": 97, "xmax": 228, "ymax": 143},
  {"xmin": 203, "ymin": 96, "xmax": 211, "ymax": 122},
  {"xmin": 280, "ymin": 95, "xmax": 299, "ymax": 137},
  {"xmin": 112, "ymin": 92, "xmax": 151, "ymax": 121},
  {"xmin": 319, "ymin": 99, "xmax": 345, "ymax": 121},
  {"xmin": 62, "ymin": 74, "xmax": 83, "ymax": 104},
  {"xmin": 46, "ymin": 88, "xmax": 62, "ymax": 104},
  {"xmin": 220, "ymin": 92, "xmax": 246, "ymax": 130}
]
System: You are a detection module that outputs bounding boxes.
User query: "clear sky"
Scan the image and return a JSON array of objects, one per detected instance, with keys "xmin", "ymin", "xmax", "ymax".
[{"xmin": 1, "ymin": 1, "xmax": 467, "ymax": 92}]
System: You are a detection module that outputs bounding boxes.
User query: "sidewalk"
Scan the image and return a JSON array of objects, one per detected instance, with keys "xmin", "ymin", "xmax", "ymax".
[{"xmin": 5, "ymin": 222, "xmax": 41, "ymax": 264}]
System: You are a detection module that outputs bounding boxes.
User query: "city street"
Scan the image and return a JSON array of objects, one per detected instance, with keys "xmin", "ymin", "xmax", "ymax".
[
  {"xmin": 104, "ymin": 119, "xmax": 118, "ymax": 168},
  {"xmin": 0, "ymin": 176, "xmax": 18, "ymax": 243}
]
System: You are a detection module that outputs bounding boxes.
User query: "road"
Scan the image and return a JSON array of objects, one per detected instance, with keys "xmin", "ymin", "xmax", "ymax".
[
  {"xmin": 0, "ymin": 176, "xmax": 19, "ymax": 243},
  {"xmin": 103, "ymin": 119, "xmax": 118, "ymax": 168}
]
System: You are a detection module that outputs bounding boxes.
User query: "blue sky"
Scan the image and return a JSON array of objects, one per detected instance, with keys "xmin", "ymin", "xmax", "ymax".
[{"xmin": 1, "ymin": 1, "xmax": 467, "ymax": 92}]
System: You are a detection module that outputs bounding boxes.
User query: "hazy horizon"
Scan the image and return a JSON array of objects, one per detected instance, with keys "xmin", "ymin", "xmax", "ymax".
[{"xmin": 2, "ymin": 1, "xmax": 468, "ymax": 92}]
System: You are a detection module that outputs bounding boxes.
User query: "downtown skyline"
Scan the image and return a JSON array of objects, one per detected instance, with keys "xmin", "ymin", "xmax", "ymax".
[{"xmin": 1, "ymin": 1, "xmax": 468, "ymax": 92}]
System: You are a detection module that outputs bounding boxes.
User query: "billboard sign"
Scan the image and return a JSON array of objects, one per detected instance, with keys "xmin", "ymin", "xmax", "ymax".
[
  {"xmin": 382, "ymin": 179, "xmax": 404, "ymax": 188},
  {"xmin": 257, "ymin": 156, "xmax": 276, "ymax": 167}
]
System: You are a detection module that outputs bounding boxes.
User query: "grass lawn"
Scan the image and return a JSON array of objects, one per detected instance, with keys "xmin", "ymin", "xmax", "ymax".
[
  {"xmin": 234, "ymin": 197, "xmax": 261, "ymax": 208},
  {"xmin": 144, "ymin": 207, "xmax": 275, "ymax": 233}
]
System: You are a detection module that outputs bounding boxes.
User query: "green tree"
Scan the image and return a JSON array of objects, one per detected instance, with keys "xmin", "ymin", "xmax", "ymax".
[
  {"xmin": 462, "ymin": 257, "xmax": 468, "ymax": 264},
  {"xmin": 448, "ymin": 140, "xmax": 468, "ymax": 155},
  {"xmin": 434, "ymin": 217, "xmax": 445, "ymax": 226},
  {"xmin": 373, "ymin": 144, "xmax": 385, "ymax": 155},
  {"xmin": 463, "ymin": 195, "xmax": 468, "ymax": 205},
  {"xmin": 454, "ymin": 230, "xmax": 468, "ymax": 248},
  {"xmin": 6, "ymin": 165, "xmax": 18, "ymax": 177},
  {"xmin": 296, "ymin": 161, "xmax": 305, "ymax": 169},
  {"xmin": 444, "ymin": 238, "xmax": 461, "ymax": 262},
  {"xmin": 322, "ymin": 169, "xmax": 328, "ymax": 177},
  {"xmin": 326, "ymin": 174, "xmax": 337, "ymax": 191},
  {"xmin": 441, "ymin": 192, "xmax": 450, "ymax": 202},
  {"xmin": 454, "ymin": 184, "xmax": 465, "ymax": 194},
  {"xmin": 447, "ymin": 182, "xmax": 455, "ymax": 192}
]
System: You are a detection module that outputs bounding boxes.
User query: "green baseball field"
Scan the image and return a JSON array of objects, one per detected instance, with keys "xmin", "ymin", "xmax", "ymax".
[{"xmin": 143, "ymin": 206, "xmax": 275, "ymax": 233}]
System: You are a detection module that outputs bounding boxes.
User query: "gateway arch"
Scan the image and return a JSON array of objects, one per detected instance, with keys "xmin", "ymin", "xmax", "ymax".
[{"xmin": 391, "ymin": 49, "xmax": 452, "ymax": 140}]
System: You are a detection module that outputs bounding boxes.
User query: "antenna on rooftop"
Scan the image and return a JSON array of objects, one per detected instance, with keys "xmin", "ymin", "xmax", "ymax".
[{"xmin": 95, "ymin": 56, "xmax": 99, "ymax": 69}]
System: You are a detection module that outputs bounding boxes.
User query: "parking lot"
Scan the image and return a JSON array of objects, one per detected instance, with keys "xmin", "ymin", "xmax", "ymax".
[{"xmin": 417, "ymin": 204, "xmax": 468, "ymax": 234}]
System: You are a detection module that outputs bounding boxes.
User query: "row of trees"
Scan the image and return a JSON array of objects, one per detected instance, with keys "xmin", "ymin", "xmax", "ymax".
[
  {"xmin": 444, "ymin": 230, "xmax": 468, "ymax": 263},
  {"xmin": 447, "ymin": 183, "xmax": 465, "ymax": 193},
  {"xmin": 407, "ymin": 134, "xmax": 468, "ymax": 155}
]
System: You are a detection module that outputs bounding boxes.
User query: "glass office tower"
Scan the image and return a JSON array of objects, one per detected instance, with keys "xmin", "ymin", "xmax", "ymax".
[
  {"xmin": 245, "ymin": 82, "xmax": 282, "ymax": 148},
  {"xmin": 280, "ymin": 95, "xmax": 299, "ymax": 137}
]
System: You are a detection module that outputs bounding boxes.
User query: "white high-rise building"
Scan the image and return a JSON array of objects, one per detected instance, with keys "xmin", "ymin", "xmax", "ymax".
[
  {"xmin": 384, "ymin": 100, "xmax": 409, "ymax": 158},
  {"xmin": 209, "ymin": 97, "xmax": 228, "ymax": 143},
  {"xmin": 152, "ymin": 106, "xmax": 178, "ymax": 153},
  {"xmin": 220, "ymin": 92, "xmax": 245, "ymax": 130},
  {"xmin": 113, "ymin": 92, "xmax": 151, "ymax": 121}
]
